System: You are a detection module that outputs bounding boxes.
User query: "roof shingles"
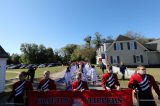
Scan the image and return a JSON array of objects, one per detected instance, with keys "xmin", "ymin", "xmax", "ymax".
[
  {"xmin": 0, "ymin": 46, "xmax": 9, "ymax": 58},
  {"xmin": 116, "ymin": 35, "xmax": 133, "ymax": 41}
]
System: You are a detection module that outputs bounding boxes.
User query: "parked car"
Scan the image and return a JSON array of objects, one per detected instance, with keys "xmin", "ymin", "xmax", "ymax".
[
  {"xmin": 38, "ymin": 64, "xmax": 46, "ymax": 68},
  {"xmin": 19, "ymin": 64, "xmax": 27, "ymax": 69},
  {"xmin": 47, "ymin": 63, "xmax": 56, "ymax": 67},
  {"xmin": 7, "ymin": 64, "xmax": 21, "ymax": 69}
]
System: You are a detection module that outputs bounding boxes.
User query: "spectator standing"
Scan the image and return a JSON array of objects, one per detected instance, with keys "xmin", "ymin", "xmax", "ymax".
[
  {"xmin": 100, "ymin": 62, "xmax": 106, "ymax": 74},
  {"xmin": 27, "ymin": 66, "xmax": 37, "ymax": 83},
  {"xmin": 120, "ymin": 62, "xmax": 127, "ymax": 80}
]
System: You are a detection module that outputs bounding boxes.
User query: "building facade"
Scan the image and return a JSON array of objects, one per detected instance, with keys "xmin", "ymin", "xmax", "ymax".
[
  {"xmin": 96, "ymin": 35, "xmax": 160, "ymax": 67},
  {"xmin": 0, "ymin": 45, "xmax": 8, "ymax": 92}
]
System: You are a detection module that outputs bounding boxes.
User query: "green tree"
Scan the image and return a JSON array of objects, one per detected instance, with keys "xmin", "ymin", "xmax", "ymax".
[
  {"xmin": 84, "ymin": 35, "xmax": 92, "ymax": 48},
  {"xmin": 61, "ymin": 44, "xmax": 79, "ymax": 62},
  {"xmin": 71, "ymin": 47, "xmax": 84, "ymax": 61},
  {"xmin": 80, "ymin": 48, "xmax": 96, "ymax": 63},
  {"xmin": 37, "ymin": 44, "xmax": 47, "ymax": 63},
  {"xmin": 20, "ymin": 43, "xmax": 39, "ymax": 64},
  {"xmin": 20, "ymin": 43, "xmax": 58, "ymax": 64},
  {"xmin": 92, "ymin": 32, "xmax": 103, "ymax": 49},
  {"xmin": 45, "ymin": 48, "xmax": 54, "ymax": 63},
  {"xmin": 51, "ymin": 49, "xmax": 60, "ymax": 63},
  {"xmin": 11, "ymin": 53, "xmax": 20, "ymax": 64}
]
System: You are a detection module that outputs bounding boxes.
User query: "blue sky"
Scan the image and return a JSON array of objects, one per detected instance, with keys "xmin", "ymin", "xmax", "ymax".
[{"xmin": 0, "ymin": 0, "xmax": 160, "ymax": 54}]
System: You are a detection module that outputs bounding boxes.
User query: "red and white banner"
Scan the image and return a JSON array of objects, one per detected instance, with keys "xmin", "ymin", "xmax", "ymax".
[{"xmin": 27, "ymin": 89, "xmax": 133, "ymax": 106}]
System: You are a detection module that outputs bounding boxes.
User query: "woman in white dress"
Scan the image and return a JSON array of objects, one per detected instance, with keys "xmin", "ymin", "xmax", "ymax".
[
  {"xmin": 64, "ymin": 66, "xmax": 72, "ymax": 89},
  {"xmin": 90, "ymin": 65, "xmax": 98, "ymax": 85},
  {"xmin": 79, "ymin": 63, "xmax": 88, "ymax": 82}
]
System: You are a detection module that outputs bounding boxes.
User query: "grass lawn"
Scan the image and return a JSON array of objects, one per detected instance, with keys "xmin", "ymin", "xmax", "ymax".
[
  {"xmin": 6, "ymin": 66, "xmax": 67, "ymax": 80},
  {"xmin": 34, "ymin": 66, "xmax": 67, "ymax": 78},
  {"xmin": 5, "ymin": 66, "xmax": 67, "ymax": 92},
  {"xmin": 6, "ymin": 65, "xmax": 160, "ymax": 87},
  {"xmin": 5, "ymin": 72, "xmax": 18, "ymax": 80}
]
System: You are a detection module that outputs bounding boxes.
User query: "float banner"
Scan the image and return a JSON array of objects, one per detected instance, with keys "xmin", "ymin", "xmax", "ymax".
[
  {"xmin": 27, "ymin": 89, "xmax": 133, "ymax": 106},
  {"xmin": 27, "ymin": 91, "xmax": 74, "ymax": 106},
  {"xmin": 81, "ymin": 89, "xmax": 133, "ymax": 106}
]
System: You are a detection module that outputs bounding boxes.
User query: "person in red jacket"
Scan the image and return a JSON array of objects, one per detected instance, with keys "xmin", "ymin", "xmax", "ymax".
[
  {"xmin": 72, "ymin": 72, "xmax": 89, "ymax": 91},
  {"xmin": 101, "ymin": 66, "xmax": 120, "ymax": 90},
  {"xmin": 128, "ymin": 65, "xmax": 160, "ymax": 106},
  {"xmin": 7, "ymin": 71, "xmax": 33, "ymax": 106},
  {"xmin": 37, "ymin": 71, "xmax": 56, "ymax": 91}
]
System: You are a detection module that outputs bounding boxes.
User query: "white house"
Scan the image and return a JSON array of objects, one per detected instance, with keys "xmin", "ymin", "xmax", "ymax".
[
  {"xmin": 96, "ymin": 35, "xmax": 160, "ymax": 66},
  {"xmin": 0, "ymin": 45, "xmax": 8, "ymax": 93}
]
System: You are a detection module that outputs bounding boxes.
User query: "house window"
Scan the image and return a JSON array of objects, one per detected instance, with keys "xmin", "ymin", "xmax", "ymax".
[
  {"xmin": 130, "ymin": 42, "xmax": 135, "ymax": 49},
  {"xmin": 133, "ymin": 55, "xmax": 143, "ymax": 63},
  {"xmin": 116, "ymin": 43, "xmax": 121, "ymax": 50},
  {"xmin": 110, "ymin": 56, "xmax": 120, "ymax": 64},
  {"xmin": 136, "ymin": 55, "xmax": 141, "ymax": 63},
  {"xmin": 101, "ymin": 54, "xmax": 105, "ymax": 59},
  {"xmin": 128, "ymin": 42, "xmax": 137, "ymax": 50},
  {"xmin": 114, "ymin": 43, "xmax": 123, "ymax": 50}
]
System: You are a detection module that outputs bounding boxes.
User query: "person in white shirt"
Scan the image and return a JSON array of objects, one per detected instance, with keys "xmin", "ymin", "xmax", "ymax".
[
  {"xmin": 90, "ymin": 65, "xmax": 98, "ymax": 85},
  {"xmin": 80, "ymin": 63, "xmax": 88, "ymax": 82},
  {"xmin": 70, "ymin": 63, "xmax": 77, "ymax": 79},
  {"xmin": 85, "ymin": 62, "xmax": 91, "ymax": 77},
  {"xmin": 64, "ymin": 66, "xmax": 72, "ymax": 88}
]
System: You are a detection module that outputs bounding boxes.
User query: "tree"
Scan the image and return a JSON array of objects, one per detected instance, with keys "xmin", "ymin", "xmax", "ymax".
[
  {"xmin": 37, "ymin": 44, "xmax": 47, "ymax": 63},
  {"xmin": 70, "ymin": 47, "xmax": 84, "ymax": 61},
  {"xmin": 84, "ymin": 35, "xmax": 92, "ymax": 48},
  {"xmin": 53, "ymin": 49, "xmax": 62, "ymax": 63},
  {"xmin": 61, "ymin": 44, "xmax": 79, "ymax": 62},
  {"xmin": 11, "ymin": 53, "xmax": 20, "ymax": 64},
  {"xmin": 80, "ymin": 48, "xmax": 96, "ymax": 63},
  {"xmin": 123, "ymin": 31, "xmax": 155, "ymax": 44},
  {"xmin": 46, "ymin": 48, "xmax": 54, "ymax": 63},
  {"xmin": 20, "ymin": 43, "xmax": 60, "ymax": 64},
  {"xmin": 92, "ymin": 32, "xmax": 103, "ymax": 49},
  {"xmin": 20, "ymin": 43, "xmax": 39, "ymax": 64}
]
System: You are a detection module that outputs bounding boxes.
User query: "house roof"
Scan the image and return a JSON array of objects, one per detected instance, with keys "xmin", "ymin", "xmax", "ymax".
[
  {"xmin": 0, "ymin": 45, "xmax": 9, "ymax": 58},
  {"xmin": 146, "ymin": 39, "xmax": 160, "ymax": 44},
  {"xmin": 116, "ymin": 35, "xmax": 133, "ymax": 41},
  {"xmin": 144, "ymin": 44, "xmax": 157, "ymax": 51},
  {"xmin": 145, "ymin": 40, "xmax": 160, "ymax": 51},
  {"xmin": 105, "ymin": 40, "xmax": 114, "ymax": 43}
]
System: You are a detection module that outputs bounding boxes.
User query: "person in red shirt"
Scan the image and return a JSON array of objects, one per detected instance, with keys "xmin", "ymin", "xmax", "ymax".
[
  {"xmin": 128, "ymin": 65, "xmax": 160, "ymax": 106},
  {"xmin": 37, "ymin": 71, "xmax": 56, "ymax": 91},
  {"xmin": 7, "ymin": 71, "xmax": 33, "ymax": 106},
  {"xmin": 101, "ymin": 66, "xmax": 120, "ymax": 90},
  {"xmin": 72, "ymin": 72, "xmax": 89, "ymax": 91}
]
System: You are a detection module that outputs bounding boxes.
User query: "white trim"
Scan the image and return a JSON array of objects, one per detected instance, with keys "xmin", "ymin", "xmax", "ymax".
[{"xmin": 75, "ymin": 81, "xmax": 83, "ymax": 91}]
